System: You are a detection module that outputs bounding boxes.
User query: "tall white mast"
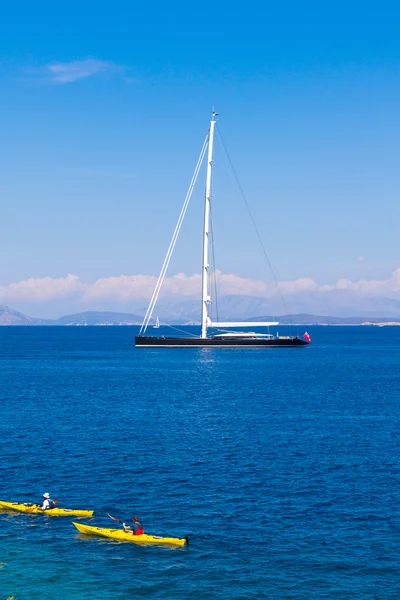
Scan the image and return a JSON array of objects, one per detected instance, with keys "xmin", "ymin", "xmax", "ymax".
[{"xmin": 201, "ymin": 112, "xmax": 217, "ymax": 338}]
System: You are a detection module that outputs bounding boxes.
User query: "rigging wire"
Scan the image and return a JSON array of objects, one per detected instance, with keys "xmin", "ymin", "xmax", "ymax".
[
  {"xmin": 149, "ymin": 306, "xmax": 200, "ymax": 338},
  {"xmin": 215, "ymin": 124, "xmax": 294, "ymax": 325},
  {"xmin": 209, "ymin": 208, "xmax": 219, "ymax": 323},
  {"xmin": 139, "ymin": 132, "xmax": 209, "ymax": 335},
  {"xmin": 158, "ymin": 322, "xmax": 199, "ymax": 338},
  {"xmin": 209, "ymin": 158, "xmax": 219, "ymax": 323}
]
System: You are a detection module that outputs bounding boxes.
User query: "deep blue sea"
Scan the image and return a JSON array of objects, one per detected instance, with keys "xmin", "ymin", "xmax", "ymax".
[{"xmin": 1, "ymin": 326, "xmax": 399, "ymax": 599}]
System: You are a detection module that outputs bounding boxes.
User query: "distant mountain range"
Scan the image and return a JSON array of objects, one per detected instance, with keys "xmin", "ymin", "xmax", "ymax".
[
  {"xmin": 0, "ymin": 306, "xmax": 143, "ymax": 326},
  {"xmin": 1, "ymin": 304, "xmax": 398, "ymax": 326},
  {"xmin": 0, "ymin": 306, "xmax": 40, "ymax": 325},
  {"xmin": 124, "ymin": 292, "xmax": 400, "ymax": 323}
]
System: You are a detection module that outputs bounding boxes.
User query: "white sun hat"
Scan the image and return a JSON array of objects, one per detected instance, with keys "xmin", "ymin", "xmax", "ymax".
[{"xmin": 43, "ymin": 493, "xmax": 50, "ymax": 498}]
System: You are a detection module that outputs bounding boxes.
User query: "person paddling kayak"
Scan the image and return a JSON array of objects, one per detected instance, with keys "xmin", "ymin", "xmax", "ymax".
[
  {"xmin": 39, "ymin": 493, "xmax": 57, "ymax": 510},
  {"xmin": 123, "ymin": 516, "xmax": 144, "ymax": 535}
]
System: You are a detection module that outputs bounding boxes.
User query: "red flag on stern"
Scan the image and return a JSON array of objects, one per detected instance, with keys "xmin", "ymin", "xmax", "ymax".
[{"xmin": 303, "ymin": 332, "xmax": 311, "ymax": 343}]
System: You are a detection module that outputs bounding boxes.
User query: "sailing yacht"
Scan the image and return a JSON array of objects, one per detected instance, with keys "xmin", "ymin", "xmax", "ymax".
[{"xmin": 135, "ymin": 113, "xmax": 310, "ymax": 347}]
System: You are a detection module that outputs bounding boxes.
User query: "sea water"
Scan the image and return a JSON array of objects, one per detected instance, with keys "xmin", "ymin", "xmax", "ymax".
[{"xmin": 0, "ymin": 326, "xmax": 399, "ymax": 599}]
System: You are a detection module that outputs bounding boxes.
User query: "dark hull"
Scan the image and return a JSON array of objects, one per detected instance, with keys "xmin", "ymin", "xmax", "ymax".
[{"xmin": 135, "ymin": 336, "xmax": 309, "ymax": 347}]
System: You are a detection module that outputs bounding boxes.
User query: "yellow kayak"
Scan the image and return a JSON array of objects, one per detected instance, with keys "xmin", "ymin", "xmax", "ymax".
[
  {"xmin": 73, "ymin": 522, "xmax": 188, "ymax": 547},
  {"xmin": 0, "ymin": 501, "xmax": 93, "ymax": 518}
]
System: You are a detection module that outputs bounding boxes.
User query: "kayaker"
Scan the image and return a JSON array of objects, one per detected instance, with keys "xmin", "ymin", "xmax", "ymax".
[
  {"xmin": 39, "ymin": 493, "xmax": 56, "ymax": 510},
  {"xmin": 123, "ymin": 516, "xmax": 144, "ymax": 535}
]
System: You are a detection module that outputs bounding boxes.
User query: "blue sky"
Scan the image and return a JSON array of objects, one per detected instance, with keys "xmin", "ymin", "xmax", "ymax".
[{"xmin": 1, "ymin": 1, "xmax": 400, "ymax": 317}]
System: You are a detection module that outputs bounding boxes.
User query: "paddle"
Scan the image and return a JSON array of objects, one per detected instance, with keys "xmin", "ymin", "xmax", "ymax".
[
  {"xmin": 108, "ymin": 513, "xmax": 123, "ymax": 524},
  {"xmin": 108, "ymin": 513, "xmax": 133, "ymax": 532}
]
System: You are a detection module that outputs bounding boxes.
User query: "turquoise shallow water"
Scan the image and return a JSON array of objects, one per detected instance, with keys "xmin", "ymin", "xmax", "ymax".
[{"xmin": 0, "ymin": 326, "xmax": 399, "ymax": 599}]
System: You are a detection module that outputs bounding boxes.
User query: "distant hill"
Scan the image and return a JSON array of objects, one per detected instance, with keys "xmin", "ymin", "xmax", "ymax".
[
  {"xmin": 53, "ymin": 311, "xmax": 143, "ymax": 326},
  {"xmin": 0, "ymin": 305, "xmax": 398, "ymax": 326},
  {"xmin": 0, "ymin": 305, "xmax": 44, "ymax": 325},
  {"xmin": 0, "ymin": 307, "xmax": 143, "ymax": 326},
  {"xmin": 247, "ymin": 314, "xmax": 391, "ymax": 325}
]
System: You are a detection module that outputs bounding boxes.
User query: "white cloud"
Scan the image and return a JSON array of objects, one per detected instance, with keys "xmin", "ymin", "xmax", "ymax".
[
  {"xmin": 320, "ymin": 268, "xmax": 400, "ymax": 295},
  {"xmin": 2, "ymin": 274, "xmax": 82, "ymax": 301},
  {"xmin": 44, "ymin": 59, "xmax": 124, "ymax": 84},
  {"xmin": 2, "ymin": 269, "xmax": 400, "ymax": 307}
]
